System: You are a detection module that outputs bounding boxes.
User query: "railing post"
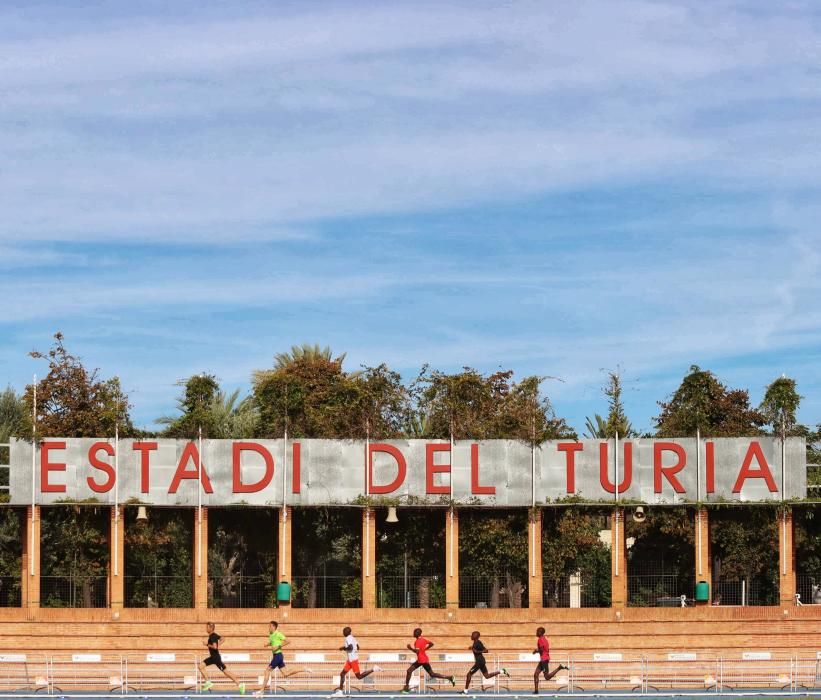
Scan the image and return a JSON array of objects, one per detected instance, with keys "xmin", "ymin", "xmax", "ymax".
[
  {"xmin": 362, "ymin": 507, "xmax": 377, "ymax": 609},
  {"xmin": 779, "ymin": 506, "xmax": 797, "ymax": 606},
  {"xmin": 278, "ymin": 506, "xmax": 293, "ymax": 594},
  {"xmin": 446, "ymin": 508, "xmax": 459, "ymax": 609},
  {"xmin": 193, "ymin": 507, "xmax": 209, "ymax": 609},
  {"xmin": 528, "ymin": 508, "xmax": 543, "ymax": 608}
]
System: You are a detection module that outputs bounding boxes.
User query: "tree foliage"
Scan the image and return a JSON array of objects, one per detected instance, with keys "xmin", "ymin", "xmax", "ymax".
[
  {"xmin": 24, "ymin": 334, "xmax": 134, "ymax": 438},
  {"xmin": 584, "ymin": 370, "xmax": 637, "ymax": 438},
  {"xmin": 0, "ymin": 387, "xmax": 26, "ymax": 442},
  {"xmin": 160, "ymin": 374, "xmax": 221, "ymax": 439},
  {"xmin": 655, "ymin": 365, "xmax": 765, "ymax": 437},
  {"xmin": 760, "ymin": 375, "xmax": 802, "ymax": 438},
  {"xmin": 412, "ymin": 368, "xmax": 574, "ymax": 442}
]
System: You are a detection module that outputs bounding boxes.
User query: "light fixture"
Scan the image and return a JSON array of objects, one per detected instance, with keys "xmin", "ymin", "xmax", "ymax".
[
  {"xmin": 386, "ymin": 506, "xmax": 399, "ymax": 523},
  {"xmin": 136, "ymin": 506, "xmax": 149, "ymax": 523},
  {"xmin": 632, "ymin": 506, "xmax": 646, "ymax": 523}
]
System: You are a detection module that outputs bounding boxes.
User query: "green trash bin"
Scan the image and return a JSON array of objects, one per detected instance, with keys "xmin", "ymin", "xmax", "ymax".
[
  {"xmin": 695, "ymin": 580, "xmax": 709, "ymax": 602},
  {"xmin": 277, "ymin": 580, "xmax": 292, "ymax": 604}
]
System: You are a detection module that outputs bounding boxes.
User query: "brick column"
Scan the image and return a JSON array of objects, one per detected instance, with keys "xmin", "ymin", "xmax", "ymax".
[
  {"xmin": 362, "ymin": 508, "xmax": 377, "ymax": 609},
  {"xmin": 278, "ymin": 506, "xmax": 293, "ymax": 589},
  {"xmin": 694, "ymin": 507, "xmax": 712, "ymax": 604},
  {"xmin": 193, "ymin": 507, "xmax": 208, "ymax": 609},
  {"xmin": 446, "ymin": 508, "xmax": 459, "ymax": 609},
  {"xmin": 109, "ymin": 506, "xmax": 125, "ymax": 610},
  {"xmin": 779, "ymin": 507, "xmax": 796, "ymax": 605},
  {"xmin": 528, "ymin": 509, "xmax": 543, "ymax": 608},
  {"xmin": 611, "ymin": 508, "xmax": 627, "ymax": 608},
  {"xmin": 22, "ymin": 506, "xmax": 40, "ymax": 610}
]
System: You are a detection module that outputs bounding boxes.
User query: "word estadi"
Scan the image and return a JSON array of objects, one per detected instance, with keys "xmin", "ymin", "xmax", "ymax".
[{"xmin": 8, "ymin": 437, "xmax": 805, "ymax": 507}]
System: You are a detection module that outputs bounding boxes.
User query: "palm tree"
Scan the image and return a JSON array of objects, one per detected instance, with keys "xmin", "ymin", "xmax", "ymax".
[
  {"xmin": 253, "ymin": 344, "xmax": 352, "ymax": 386},
  {"xmin": 584, "ymin": 414, "xmax": 608, "ymax": 439},
  {"xmin": 210, "ymin": 389, "xmax": 258, "ymax": 439}
]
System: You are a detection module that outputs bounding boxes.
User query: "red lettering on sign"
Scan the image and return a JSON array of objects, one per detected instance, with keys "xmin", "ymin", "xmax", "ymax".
[
  {"xmin": 41, "ymin": 441, "xmax": 67, "ymax": 493},
  {"xmin": 133, "ymin": 442, "xmax": 158, "ymax": 493},
  {"xmin": 292, "ymin": 442, "xmax": 301, "ymax": 494},
  {"xmin": 369, "ymin": 443, "xmax": 406, "ymax": 494},
  {"xmin": 168, "ymin": 442, "xmax": 214, "ymax": 494},
  {"xmin": 87, "ymin": 442, "xmax": 115, "ymax": 493},
  {"xmin": 732, "ymin": 441, "xmax": 778, "ymax": 493},
  {"xmin": 557, "ymin": 442, "xmax": 583, "ymax": 493},
  {"xmin": 599, "ymin": 441, "xmax": 633, "ymax": 494},
  {"xmin": 653, "ymin": 442, "xmax": 687, "ymax": 493},
  {"xmin": 470, "ymin": 444, "xmax": 495, "ymax": 495},
  {"xmin": 426, "ymin": 444, "xmax": 450, "ymax": 495},
  {"xmin": 232, "ymin": 442, "xmax": 274, "ymax": 493},
  {"xmin": 705, "ymin": 441, "xmax": 715, "ymax": 493}
]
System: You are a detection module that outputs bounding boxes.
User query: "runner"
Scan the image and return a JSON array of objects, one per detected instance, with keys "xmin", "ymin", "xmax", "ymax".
[
  {"xmin": 331, "ymin": 626, "xmax": 382, "ymax": 696},
  {"xmin": 254, "ymin": 620, "xmax": 300, "ymax": 697},
  {"xmin": 532, "ymin": 626, "xmax": 566, "ymax": 695},
  {"xmin": 401, "ymin": 627, "xmax": 455, "ymax": 693},
  {"xmin": 198, "ymin": 622, "xmax": 246, "ymax": 694},
  {"xmin": 461, "ymin": 631, "xmax": 508, "ymax": 694}
]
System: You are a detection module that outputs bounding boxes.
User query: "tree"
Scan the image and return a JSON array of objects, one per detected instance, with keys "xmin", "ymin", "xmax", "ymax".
[
  {"xmin": 159, "ymin": 374, "xmax": 220, "ymax": 439},
  {"xmin": 542, "ymin": 508, "xmax": 611, "ymax": 607},
  {"xmin": 253, "ymin": 351, "xmax": 408, "ymax": 439},
  {"xmin": 583, "ymin": 370, "xmax": 637, "ymax": 438},
  {"xmin": 209, "ymin": 389, "xmax": 258, "ymax": 439},
  {"xmin": 24, "ymin": 333, "xmax": 133, "ymax": 438},
  {"xmin": 655, "ymin": 366, "xmax": 765, "ymax": 437},
  {"xmin": 0, "ymin": 509, "xmax": 21, "ymax": 605},
  {"xmin": 760, "ymin": 375, "xmax": 802, "ymax": 438},
  {"xmin": 0, "ymin": 387, "xmax": 25, "ymax": 442},
  {"xmin": 411, "ymin": 368, "xmax": 575, "ymax": 441}
]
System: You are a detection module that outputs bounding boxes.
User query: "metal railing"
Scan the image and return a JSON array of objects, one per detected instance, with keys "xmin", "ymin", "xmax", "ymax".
[
  {"xmin": 208, "ymin": 575, "xmax": 274, "ymax": 608},
  {"xmin": 627, "ymin": 562, "xmax": 695, "ymax": 607},
  {"xmin": 290, "ymin": 575, "xmax": 361, "ymax": 608},
  {"xmin": 712, "ymin": 576, "xmax": 778, "ymax": 606},
  {"xmin": 543, "ymin": 572, "xmax": 611, "ymax": 608},
  {"xmin": 0, "ymin": 574, "xmax": 21, "ymax": 607},
  {"xmin": 459, "ymin": 573, "xmax": 529, "ymax": 608},
  {"xmin": 0, "ymin": 442, "xmax": 9, "ymax": 495},
  {"xmin": 3, "ymin": 650, "xmax": 821, "ymax": 694},
  {"xmin": 125, "ymin": 575, "xmax": 192, "ymax": 608},
  {"xmin": 377, "ymin": 574, "xmax": 445, "ymax": 608},
  {"xmin": 41, "ymin": 575, "xmax": 107, "ymax": 608},
  {"xmin": 796, "ymin": 574, "xmax": 821, "ymax": 605}
]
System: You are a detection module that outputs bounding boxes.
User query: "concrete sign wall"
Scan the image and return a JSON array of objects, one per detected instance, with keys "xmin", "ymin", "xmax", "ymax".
[{"xmin": 8, "ymin": 437, "xmax": 806, "ymax": 507}]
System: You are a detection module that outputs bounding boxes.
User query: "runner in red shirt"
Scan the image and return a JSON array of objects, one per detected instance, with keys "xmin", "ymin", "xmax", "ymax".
[
  {"xmin": 401, "ymin": 628, "xmax": 455, "ymax": 692},
  {"xmin": 533, "ymin": 626, "xmax": 566, "ymax": 694}
]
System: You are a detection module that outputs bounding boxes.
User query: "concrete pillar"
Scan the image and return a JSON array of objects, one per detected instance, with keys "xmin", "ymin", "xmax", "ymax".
[
  {"xmin": 22, "ymin": 506, "xmax": 40, "ymax": 610},
  {"xmin": 528, "ymin": 509, "xmax": 544, "ymax": 608},
  {"xmin": 779, "ymin": 507, "xmax": 796, "ymax": 606},
  {"xmin": 446, "ymin": 508, "xmax": 459, "ymax": 609},
  {"xmin": 611, "ymin": 508, "xmax": 627, "ymax": 608},
  {"xmin": 362, "ymin": 508, "xmax": 377, "ymax": 609},
  {"xmin": 694, "ymin": 507, "xmax": 712, "ymax": 604},
  {"xmin": 193, "ymin": 507, "xmax": 208, "ymax": 609},
  {"xmin": 278, "ymin": 507, "xmax": 293, "ymax": 592},
  {"xmin": 109, "ymin": 506, "xmax": 125, "ymax": 610}
]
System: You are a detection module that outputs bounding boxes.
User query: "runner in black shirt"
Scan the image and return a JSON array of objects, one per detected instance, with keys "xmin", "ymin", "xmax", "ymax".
[
  {"xmin": 460, "ymin": 631, "xmax": 508, "ymax": 694},
  {"xmin": 198, "ymin": 622, "xmax": 246, "ymax": 694}
]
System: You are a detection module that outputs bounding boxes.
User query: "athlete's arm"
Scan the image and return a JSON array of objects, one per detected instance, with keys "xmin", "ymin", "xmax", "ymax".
[
  {"xmin": 426, "ymin": 642, "xmax": 434, "ymax": 650},
  {"xmin": 406, "ymin": 644, "xmax": 416, "ymax": 653}
]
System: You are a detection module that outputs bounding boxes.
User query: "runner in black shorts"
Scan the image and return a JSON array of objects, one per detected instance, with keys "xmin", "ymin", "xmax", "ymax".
[
  {"xmin": 199, "ymin": 622, "xmax": 245, "ymax": 693},
  {"xmin": 533, "ymin": 627, "xmax": 566, "ymax": 694},
  {"xmin": 461, "ymin": 631, "xmax": 509, "ymax": 694},
  {"xmin": 401, "ymin": 628, "xmax": 455, "ymax": 692}
]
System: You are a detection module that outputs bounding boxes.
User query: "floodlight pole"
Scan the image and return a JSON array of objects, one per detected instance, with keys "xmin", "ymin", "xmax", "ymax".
[{"xmin": 30, "ymin": 375, "xmax": 37, "ymax": 577}]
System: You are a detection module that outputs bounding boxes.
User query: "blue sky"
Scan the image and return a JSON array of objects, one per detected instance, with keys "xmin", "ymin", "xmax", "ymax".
[{"xmin": 1, "ymin": 0, "xmax": 820, "ymax": 435}]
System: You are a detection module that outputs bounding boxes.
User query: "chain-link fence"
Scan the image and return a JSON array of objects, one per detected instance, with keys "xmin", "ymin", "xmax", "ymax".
[
  {"xmin": 712, "ymin": 576, "xmax": 778, "ymax": 606},
  {"xmin": 0, "ymin": 574, "xmax": 21, "ymax": 607},
  {"xmin": 290, "ymin": 575, "xmax": 361, "ymax": 608},
  {"xmin": 796, "ymin": 574, "xmax": 821, "ymax": 605},
  {"xmin": 41, "ymin": 575, "xmax": 107, "ymax": 608},
  {"xmin": 377, "ymin": 574, "xmax": 445, "ymax": 608},
  {"xmin": 124, "ymin": 575, "xmax": 192, "ymax": 608},
  {"xmin": 208, "ymin": 575, "xmax": 274, "ymax": 608},
  {"xmin": 628, "ymin": 562, "xmax": 694, "ymax": 606},
  {"xmin": 459, "ymin": 573, "xmax": 529, "ymax": 608},
  {"xmin": 543, "ymin": 571, "xmax": 611, "ymax": 608}
]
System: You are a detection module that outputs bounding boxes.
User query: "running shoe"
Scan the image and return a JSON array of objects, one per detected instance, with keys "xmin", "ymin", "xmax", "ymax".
[
  {"xmin": 449, "ymin": 676, "xmax": 456, "ymax": 686},
  {"xmin": 253, "ymin": 691, "xmax": 263, "ymax": 698},
  {"xmin": 202, "ymin": 681, "xmax": 214, "ymax": 692},
  {"xmin": 460, "ymin": 690, "xmax": 469, "ymax": 695},
  {"xmin": 400, "ymin": 689, "xmax": 410, "ymax": 694},
  {"xmin": 239, "ymin": 683, "xmax": 246, "ymax": 695},
  {"xmin": 501, "ymin": 668, "xmax": 510, "ymax": 677},
  {"xmin": 557, "ymin": 664, "xmax": 568, "ymax": 671},
  {"xmin": 332, "ymin": 690, "xmax": 345, "ymax": 697},
  {"xmin": 372, "ymin": 665, "xmax": 383, "ymax": 672}
]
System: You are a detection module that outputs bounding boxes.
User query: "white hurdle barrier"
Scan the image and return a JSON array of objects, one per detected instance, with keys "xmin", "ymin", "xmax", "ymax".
[{"xmin": 0, "ymin": 653, "xmax": 49, "ymax": 693}]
